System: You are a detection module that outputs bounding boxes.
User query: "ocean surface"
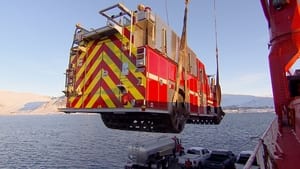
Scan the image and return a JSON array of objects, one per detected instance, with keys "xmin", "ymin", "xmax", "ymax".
[{"xmin": 0, "ymin": 112, "xmax": 275, "ymax": 168}]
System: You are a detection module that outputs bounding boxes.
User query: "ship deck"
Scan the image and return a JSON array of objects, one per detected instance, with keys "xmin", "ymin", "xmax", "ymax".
[{"xmin": 276, "ymin": 126, "xmax": 300, "ymax": 169}]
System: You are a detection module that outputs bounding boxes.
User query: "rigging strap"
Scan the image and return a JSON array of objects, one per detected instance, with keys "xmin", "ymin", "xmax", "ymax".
[{"xmin": 214, "ymin": 0, "xmax": 222, "ymax": 106}]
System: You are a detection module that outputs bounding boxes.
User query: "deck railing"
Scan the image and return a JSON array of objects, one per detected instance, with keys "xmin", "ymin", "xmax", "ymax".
[{"xmin": 244, "ymin": 116, "xmax": 279, "ymax": 169}]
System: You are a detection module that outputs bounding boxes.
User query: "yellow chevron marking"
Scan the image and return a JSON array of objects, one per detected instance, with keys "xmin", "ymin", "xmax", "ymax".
[
  {"xmin": 82, "ymin": 55, "xmax": 102, "ymax": 94},
  {"xmin": 68, "ymin": 97, "xmax": 75, "ymax": 107},
  {"xmin": 101, "ymin": 87, "xmax": 115, "ymax": 107},
  {"xmin": 105, "ymin": 42, "xmax": 146, "ymax": 88},
  {"xmin": 74, "ymin": 97, "xmax": 83, "ymax": 108},
  {"xmin": 115, "ymin": 32, "xmax": 137, "ymax": 56},
  {"xmin": 102, "ymin": 75, "xmax": 119, "ymax": 108},
  {"xmin": 102, "ymin": 52, "xmax": 144, "ymax": 100},
  {"xmin": 69, "ymin": 47, "xmax": 95, "ymax": 105},
  {"xmin": 86, "ymin": 93, "xmax": 99, "ymax": 108},
  {"xmin": 84, "ymin": 70, "xmax": 102, "ymax": 108},
  {"xmin": 69, "ymin": 96, "xmax": 76, "ymax": 105},
  {"xmin": 75, "ymin": 41, "xmax": 107, "ymax": 99},
  {"xmin": 85, "ymin": 71, "xmax": 101, "ymax": 105},
  {"xmin": 76, "ymin": 41, "xmax": 102, "ymax": 85},
  {"xmin": 102, "ymin": 71, "xmax": 134, "ymax": 108},
  {"xmin": 102, "ymin": 74, "xmax": 117, "ymax": 92},
  {"xmin": 75, "ymin": 55, "xmax": 103, "ymax": 109},
  {"xmin": 71, "ymin": 41, "xmax": 102, "ymax": 107},
  {"xmin": 69, "ymin": 32, "xmax": 145, "ymax": 108}
]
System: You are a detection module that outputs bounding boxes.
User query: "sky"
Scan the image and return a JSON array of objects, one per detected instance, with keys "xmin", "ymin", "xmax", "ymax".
[{"xmin": 0, "ymin": 0, "xmax": 273, "ymax": 97}]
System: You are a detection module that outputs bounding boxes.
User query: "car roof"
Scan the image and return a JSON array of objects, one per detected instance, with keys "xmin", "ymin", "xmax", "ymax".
[
  {"xmin": 239, "ymin": 151, "xmax": 253, "ymax": 155},
  {"xmin": 211, "ymin": 149, "xmax": 231, "ymax": 152},
  {"xmin": 211, "ymin": 149, "xmax": 234, "ymax": 155},
  {"xmin": 239, "ymin": 150, "xmax": 253, "ymax": 155},
  {"xmin": 188, "ymin": 147, "xmax": 207, "ymax": 151}
]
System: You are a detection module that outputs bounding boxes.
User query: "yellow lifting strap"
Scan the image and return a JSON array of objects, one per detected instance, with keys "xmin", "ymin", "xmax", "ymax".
[{"xmin": 172, "ymin": 0, "xmax": 189, "ymax": 104}]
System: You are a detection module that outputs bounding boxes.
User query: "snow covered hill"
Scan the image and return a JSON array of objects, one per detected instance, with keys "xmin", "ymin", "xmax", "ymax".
[
  {"xmin": 0, "ymin": 90, "xmax": 65, "ymax": 115},
  {"xmin": 0, "ymin": 90, "xmax": 274, "ymax": 115}
]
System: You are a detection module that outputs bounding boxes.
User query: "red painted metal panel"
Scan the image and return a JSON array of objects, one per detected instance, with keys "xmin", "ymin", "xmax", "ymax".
[
  {"xmin": 168, "ymin": 63, "xmax": 176, "ymax": 81},
  {"xmin": 95, "ymin": 96, "xmax": 107, "ymax": 108},
  {"xmin": 296, "ymin": 112, "xmax": 300, "ymax": 139},
  {"xmin": 147, "ymin": 48, "xmax": 159, "ymax": 75},
  {"xmin": 190, "ymin": 95, "xmax": 198, "ymax": 113},
  {"xmin": 147, "ymin": 79, "xmax": 159, "ymax": 108},
  {"xmin": 159, "ymin": 56, "xmax": 169, "ymax": 80},
  {"xmin": 159, "ymin": 83, "xmax": 168, "ymax": 109}
]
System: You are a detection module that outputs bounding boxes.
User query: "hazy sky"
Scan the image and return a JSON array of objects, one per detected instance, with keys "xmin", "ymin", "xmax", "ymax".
[{"xmin": 0, "ymin": 0, "xmax": 273, "ymax": 97}]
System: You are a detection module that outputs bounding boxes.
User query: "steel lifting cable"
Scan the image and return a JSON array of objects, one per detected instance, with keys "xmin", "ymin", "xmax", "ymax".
[
  {"xmin": 214, "ymin": 0, "xmax": 218, "ymax": 64},
  {"xmin": 165, "ymin": 0, "xmax": 170, "ymax": 25},
  {"xmin": 213, "ymin": 0, "xmax": 219, "ymax": 84},
  {"xmin": 213, "ymin": 0, "xmax": 222, "ymax": 106}
]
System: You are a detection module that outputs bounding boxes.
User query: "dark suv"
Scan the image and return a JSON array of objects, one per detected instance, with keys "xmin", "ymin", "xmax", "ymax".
[{"xmin": 203, "ymin": 149, "xmax": 236, "ymax": 169}]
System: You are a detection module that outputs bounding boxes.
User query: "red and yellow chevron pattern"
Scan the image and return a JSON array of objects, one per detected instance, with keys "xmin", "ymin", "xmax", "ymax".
[{"xmin": 67, "ymin": 29, "xmax": 146, "ymax": 109}]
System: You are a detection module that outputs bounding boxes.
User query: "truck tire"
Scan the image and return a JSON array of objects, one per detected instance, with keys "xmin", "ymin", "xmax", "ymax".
[
  {"xmin": 162, "ymin": 158, "xmax": 169, "ymax": 169},
  {"xmin": 197, "ymin": 162, "xmax": 202, "ymax": 169},
  {"xmin": 170, "ymin": 92, "xmax": 187, "ymax": 133},
  {"xmin": 156, "ymin": 162, "xmax": 162, "ymax": 169}
]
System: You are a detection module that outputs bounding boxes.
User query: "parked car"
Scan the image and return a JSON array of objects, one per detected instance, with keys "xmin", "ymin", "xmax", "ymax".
[
  {"xmin": 178, "ymin": 147, "xmax": 211, "ymax": 169},
  {"xmin": 203, "ymin": 149, "xmax": 236, "ymax": 169}
]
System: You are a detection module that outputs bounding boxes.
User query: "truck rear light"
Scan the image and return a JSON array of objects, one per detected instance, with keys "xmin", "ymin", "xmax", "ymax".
[
  {"xmin": 141, "ymin": 105, "xmax": 146, "ymax": 111},
  {"xmin": 122, "ymin": 93, "xmax": 129, "ymax": 105}
]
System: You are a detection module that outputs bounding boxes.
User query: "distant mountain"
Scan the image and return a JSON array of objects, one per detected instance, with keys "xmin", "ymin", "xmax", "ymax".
[
  {"xmin": 221, "ymin": 94, "xmax": 274, "ymax": 108},
  {"xmin": 0, "ymin": 90, "xmax": 274, "ymax": 115},
  {"xmin": 0, "ymin": 90, "xmax": 65, "ymax": 115}
]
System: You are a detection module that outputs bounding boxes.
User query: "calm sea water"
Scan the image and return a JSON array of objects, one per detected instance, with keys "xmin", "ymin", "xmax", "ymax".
[{"xmin": 0, "ymin": 112, "xmax": 275, "ymax": 168}]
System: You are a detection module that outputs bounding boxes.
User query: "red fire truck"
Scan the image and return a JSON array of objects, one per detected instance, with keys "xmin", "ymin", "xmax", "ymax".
[{"xmin": 60, "ymin": 3, "xmax": 224, "ymax": 133}]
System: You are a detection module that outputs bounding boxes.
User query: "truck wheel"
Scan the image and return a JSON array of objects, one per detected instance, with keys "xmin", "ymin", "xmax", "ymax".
[
  {"xmin": 170, "ymin": 93, "xmax": 187, "ymax": 133},
  {"xmin": 162, "ymin": 158, "xmax": 169, "ymax": 169},
  {"xmin": 156, "ymin": 162, "xmax": 162, "ymax": 169},
  {"xmin": 197, "ymin": 163, "xmax": 202, "ymax": 169}
]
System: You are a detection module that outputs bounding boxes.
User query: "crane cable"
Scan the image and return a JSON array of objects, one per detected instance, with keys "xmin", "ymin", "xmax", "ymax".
[
  {"xmin": 165, "ymin": 0, "xmax": 170, "ymax": 25},
  {"xmin": 213, "ymin": 0, "xmax": 222, "ymax": 106}
]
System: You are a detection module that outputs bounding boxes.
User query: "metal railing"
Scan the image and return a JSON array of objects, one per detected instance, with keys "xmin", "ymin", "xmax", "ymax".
[{"xmin": 244, "ymin": 116, "xmax": 279, "ymax": 169}]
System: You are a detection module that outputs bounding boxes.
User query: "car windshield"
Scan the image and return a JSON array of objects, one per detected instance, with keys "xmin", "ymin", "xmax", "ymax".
[
  {"xmin": 187, "ymin": 149, "xmax": 199, "ymax": 155},
  {"xmin": 237, "ymin": 156, "xmax": 249, "ymax": 164},
  {"xmin": 210, "ymin": 153, "xmax": 229, "ymax": 161}
]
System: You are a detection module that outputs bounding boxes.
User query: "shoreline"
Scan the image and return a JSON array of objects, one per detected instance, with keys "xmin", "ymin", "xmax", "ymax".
[
  {"xmin": 0, "ymin": 108, "xmax": 275, "ymax": 116},
  {"xmin": 223, "ymin": 108, "xmax": 275, "ymax": 114}
]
